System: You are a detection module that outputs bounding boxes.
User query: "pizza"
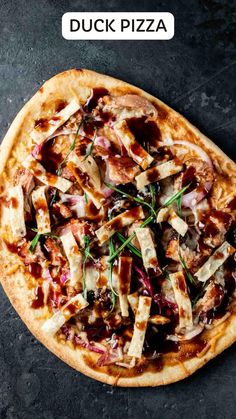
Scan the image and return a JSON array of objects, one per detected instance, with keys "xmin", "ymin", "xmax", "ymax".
[{"xmin": 0, "ymin": 69, "xmax": 235, "ymax": 387}]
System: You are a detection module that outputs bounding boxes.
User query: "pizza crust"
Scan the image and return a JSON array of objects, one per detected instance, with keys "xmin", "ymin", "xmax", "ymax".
[{"xmin": 0, "ymin": 68, "xmax": 236, "ymax": 387}]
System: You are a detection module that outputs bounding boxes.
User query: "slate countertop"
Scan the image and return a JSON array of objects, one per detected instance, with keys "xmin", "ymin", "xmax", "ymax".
[{"xmin": 0, "ymin": 1, "xmax": 235, "ymax": 418}]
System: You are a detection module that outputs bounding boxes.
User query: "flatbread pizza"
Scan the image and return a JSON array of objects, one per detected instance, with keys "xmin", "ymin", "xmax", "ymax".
[{"xmin": 0, "ymin": 69, "xmax": 235, "ymax": 387}]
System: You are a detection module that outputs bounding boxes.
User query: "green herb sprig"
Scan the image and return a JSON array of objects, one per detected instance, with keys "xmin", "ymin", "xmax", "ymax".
[
  {"xmin": 29, "ymin": 228, "xmax": 59, "ymax": 253},
  {"xmin": 179, "ymin": 253, "xmax": 195, "ymax": 285},
  {"xmin": 117, "ymin": 233, "xmax": 142, "ymax": 258},
  {"xmin": 107, "ymin": 184, "xmax": 190, "ymax": 263},
  {"xmin": 83, "ymin": 128, "xmax": 97, "ymax": 161},
  {"xmin": 50, "ymin": 118, "xmax": 85, "ymax": 207},
  {"xmin": 105, "ymin": 183, "xmax": 156, "ymax": 216}
]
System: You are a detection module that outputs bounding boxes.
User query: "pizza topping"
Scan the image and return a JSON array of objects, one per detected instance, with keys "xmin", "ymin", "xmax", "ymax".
[
  {"xmin": 60, "ymin": 230, "xmax": 83, "ymax": 288},
  {"xmin": 101, "ymin": 94, "xmax": 157, "ymax": 120},
  {"xmin": 7, "ymin": 186, "xmax": 26, "ymax": 238},
  {"xmin": 128, "ymin": 296, "xmax": 152, "ymax": 358},
  {"xmin": 22, "ymin": 154, "xmax": 72, "ymax": 192},
  {"xmin": 4, "ymin": 87, "xmax": 236, "ymax": 371},
  {"xmin": 114, "ymin": 120, "xmax": 154, "ymax": 170},
  {"xmin": 195, "ymin": 241, "xmax": 235, "ymax": 282},
  {"xmin": 135, "ymin": 227, "xmax": 161, "ymax": 276},
  {"xmin": 179, "ymin": 158, "xmax": 214, "ymax": 208},
  {"xmin": 135, "ymin": 159, "xmax": 183, "ymax": 190},
  {"xmin": 117, "ymin": 256, "xmax": 132, "ymax": 317},
  {"xmin": 169, "ymin": 271, "xmax": 193, "ymax": 332},
  {"xmin": 41, "ymin": 293, "xmax": 88, "ymax": 336},
  {"xmin": 95, "ymin": 206, "xmax": 145, "ymax": 244},
  {"xmin": 31, "ymin": 99, "xmax": 80, "ymax": 143},
  {"xmin": 32, "ymin": 186, "xmax": 51, "ymax": 234}
]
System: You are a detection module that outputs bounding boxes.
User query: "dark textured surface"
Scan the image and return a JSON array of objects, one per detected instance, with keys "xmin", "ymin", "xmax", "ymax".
[{"xmin": 0, "ymin": 0, "xmax": 235, "ymax": 418}]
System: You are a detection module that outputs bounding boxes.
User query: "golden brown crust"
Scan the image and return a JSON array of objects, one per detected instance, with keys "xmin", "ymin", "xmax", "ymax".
[{"xmin": 0, "ymin": 68, "xmax": 236, "ymax": 387}]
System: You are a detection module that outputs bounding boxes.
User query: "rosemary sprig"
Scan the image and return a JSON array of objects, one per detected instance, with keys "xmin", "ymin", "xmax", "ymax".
[
  {"xmin": 176, "ymin": 194, "xmax": 183, "ymax": 217},
  {"xmin": 83, "ymin": 128, "xmax": 97, "ymax": 160},
  {"xmin": 163, "ymin": 184, "xmax": 190, "ymax": 208},
  {"xmin": 108, "ymin": 184, "xmax": 190, "ymax": 262},
  {"xmin": 117, "ymin": 233, "xmax": 142, "ymax": 258},
  {"xmin": 179, "ymin": 254, "xmax": 195, "ymax": 285},
  {"xmin": 108, "ymin": 214, "xmax": 154, "ymax": 263},
  {"xmin": 57, "ymin": 118, "xmax": 84, "ymax": 176},
  {"xmin": 29, "ymin": 229, "xmax": 60, "ymax": 252},
  {"xmin": 29, "ymin": 233, "xmax": 41, "ymax": 252},
  {"xmin": 50, "ymin": 118, "xmax": 85, "ymax": 207},
  {"xmin": 105, "ymin": 183, "xmax": 156, "ymax": 216}
]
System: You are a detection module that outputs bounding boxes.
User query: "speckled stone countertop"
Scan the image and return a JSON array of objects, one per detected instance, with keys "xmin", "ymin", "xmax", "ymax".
[{"xmin": 0, "ymin": 1, "xmax": 235, "ymax": 418}]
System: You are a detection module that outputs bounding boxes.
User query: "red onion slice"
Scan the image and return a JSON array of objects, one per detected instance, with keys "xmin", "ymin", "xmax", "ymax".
[
  {"xmin": 173, "ymin": 140, "xmax": 213, "ymax": 208},
  {"xmin": 173, "ymin": 140, "xmax": 213, "ymax": 169}
]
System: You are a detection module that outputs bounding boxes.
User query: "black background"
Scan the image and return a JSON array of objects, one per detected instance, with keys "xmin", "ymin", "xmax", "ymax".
[{"xmin": 0, "ymin": 1, "xmax": 236, "ymax": 418}]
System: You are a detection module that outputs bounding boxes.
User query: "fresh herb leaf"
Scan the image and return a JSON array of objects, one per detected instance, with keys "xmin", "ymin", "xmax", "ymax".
[
  {"xmin": 117, "ymin": 232, "xmax": 142, "ymax": 258},
  {"xmin": 50, "ymin": 190, "xmax": 57, "ymax": 207},
  {"xmin": 108, "ymin": 213, "xmax": 154, "ymax": 263},
  {"xmin": 83, "ymin": 128, "xmax": 97, "ymax": 160},
  {"xmin": 176, "ymin": 194, "xmax": 182, "ymax": 217},
  {"xmin": 56, "ymin": 118, "xmax": 84, "ymax": 176},
  {"xmin": 29, "ymin": 233, "xmax": 41, "ymax": 252},
  {"xmin": 84, "ymin": 192, "xmax": 88, "ymax": 204},
  {"xmin": 31, "ymin": 228, "xmax": 59, "ymax": 239},
  {"xmin": 107, "ymin": 185, "xmax": 190, "ymax": 262},
  {"xmin": 179, "ymin": 254, "xmax": 195, "ymax": 285},
  {"xmin": 105, "ymin": 183, "xmax": 156, "ymax": 216},
  {"xmin": 163, "ymin": 184, "xmax": 190, "ymax": 208}
]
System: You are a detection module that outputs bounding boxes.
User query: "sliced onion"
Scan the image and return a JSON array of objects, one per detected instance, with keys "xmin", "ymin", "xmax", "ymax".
[
  {"xmin": 60, "ymin": 271, "xmax": 70, "ymax": 285},
  {"xmin": 94, "ymin": 136, "xmax": 111, "ymax": 150},
  {"xmin": 74, "ymin": 335, "xmax": 106, "ymax": 354},
  {"xmin": 181, "ymin": 183, "xmax": 212, "ymax": 208},
  {"xmin": 173, "ymin": 140, "xmax": 213, "ymax": 208},
  {"xmin": 60, "ymin": 193, "xmax": 86, "ymax": 206},
  {"xmin": 173, "ymin": 140, "xmax": 213, "ymax": 169},
  {"xmin": 31, "ymin": 142, "xmax": 44, "ymax": 158},
  {"xmin": 167, "ymin": 324, "xmax": 204, "ymax": 341}
]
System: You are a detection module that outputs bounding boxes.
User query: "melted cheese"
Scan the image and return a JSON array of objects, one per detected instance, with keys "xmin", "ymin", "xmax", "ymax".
[
  {"xmin": 32, "ymin": 186, "xmax": 51, "ymax": 234},
  {"xmin": 195, "ymin": 241, "xmax": 235, "ymax": 282},
  {"xmin": 41, "ymin": 293, "xmax": 88, "ymax": 336},
  {"xmin": 114, "ymin": 120, "xmax": 153, "ymax": 170},
  {"xmin": 96, "ymin": 206, "xmax": 145, "ymax": 244},
  {"xmin": 169, "ymin": 271, "xmax": 193, "ymax": 331},
  {"xmin": 7, "ymin": 186, "xmax": 26, "ymax": 238},
  {"xmin": 135, "ymin": 227, "xmax": 160, "ymax": 274},
  {"xmin": 167, "ymin": 208, "xmax": 188, "ymax": 237},
  {"xmin": 117, "ymin": 256, "xmax": 132, "ymax": 317},
  {"xmin": 60, "ymin": 230, "xmax": 83, "ymax": 288},
  {"xmin": 67, "ymin": 152, "xmax": 104, "ymax": 209},
  {"xmin": 128, "ymin": 296, "xmax": 151, "ymax": 358},
  {"xmin": 31, "ymin": 99, "xmax": 80, "ymax": 143},
  {"xmin": 135, "ymin": 160, "xmax": 183, "ymax": 190},
  {"xmin": 22, "ymin": 155, "xmax": 72, "ymax": 192}
]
